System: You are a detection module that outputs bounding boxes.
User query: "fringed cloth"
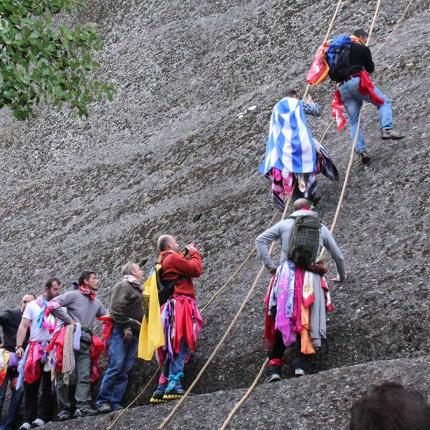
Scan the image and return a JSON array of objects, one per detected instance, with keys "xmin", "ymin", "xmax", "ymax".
[
  {"xmin": 156, "ymin": 295, "xmax": 203, "ymax": 366},
  {"xmin": 264, "ymin": 261, "xmax": 333, "ymax": 355},
  {"xmin": 45, "ymin": 324, "xmax": 104, "ymax": 385},
  {"xmin": 267, "ymin": 142, "xmax": 338, "ymax": 211}
]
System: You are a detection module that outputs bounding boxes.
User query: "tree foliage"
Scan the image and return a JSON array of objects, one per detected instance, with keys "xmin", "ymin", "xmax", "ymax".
[{"xmin": 0, "ymin": 0, "xmax": 114, "ymax": 120}]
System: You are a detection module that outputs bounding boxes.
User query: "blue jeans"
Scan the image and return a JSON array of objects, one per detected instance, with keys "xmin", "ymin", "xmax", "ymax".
[
  {"xmin": 96, "ymin": 326, "xmax": 138, "ymax": 408},
  {"xmin": 163, "ymin": 340, "xmax": 190, "ymax": 378},
  {"xmin": 338, "ymin": 76, "xmax": 393, "ymax": 154},
  {"xmin": 0, "ymin": 370, "xmax": 23, "ymax": 429}
]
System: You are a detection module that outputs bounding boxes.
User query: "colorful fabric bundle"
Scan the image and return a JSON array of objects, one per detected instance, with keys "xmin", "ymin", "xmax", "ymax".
[
  {"xmin": 45, "ymin": 324, "xmax": 103, "ymax": 384},
  {"xmin": 0, "ymin": 349, "xmax": 10, "ymax": 386},
  {"xmin": 157, "ymin": 295, "xmax": 203, "ymax": 365},
  {"xmin": 97, "ymin": 315, "xmax": 114, "ymax": 354},
  {"xmin": 35, "ymin": 295, "xmax": 57, "ymax": 332},
  {"xmin": 307, "ymin": 41, "xmax": 330, "ymax": 85},
  {"xmin": 264, "ymin": 261, "xmax": 333, "ymax": 355}
]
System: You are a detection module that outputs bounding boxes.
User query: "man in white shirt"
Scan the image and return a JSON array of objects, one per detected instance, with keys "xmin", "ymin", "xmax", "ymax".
[{"xmin": 16, "ymin": 279, "xmax": 62, "ymax": 430}]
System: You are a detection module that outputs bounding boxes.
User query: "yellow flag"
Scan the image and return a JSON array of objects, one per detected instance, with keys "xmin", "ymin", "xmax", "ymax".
[{"xmin": 138, "ymin": 265, "xmax": 165, "ymax": 360}]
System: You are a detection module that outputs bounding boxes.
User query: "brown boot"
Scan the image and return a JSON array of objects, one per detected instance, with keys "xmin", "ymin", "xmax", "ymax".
[{"xmin": 381, "ymin": 128, "xmax": 405, "ymax": 140}]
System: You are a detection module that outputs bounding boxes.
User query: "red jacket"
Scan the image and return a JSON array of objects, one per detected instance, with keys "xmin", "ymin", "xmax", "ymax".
[{"xmin": 159, "ymin": 249, "xmax": 202, "ymax": 298}]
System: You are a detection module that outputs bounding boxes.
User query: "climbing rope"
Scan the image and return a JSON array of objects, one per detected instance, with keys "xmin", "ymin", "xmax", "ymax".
[
  {"xmin": 105, "ymin": 208, "xmax": 281, "ymax": 430},
  {"xmin": 218, "ymin": 0, "xmax": 430, "ymax": 427},
  {"xmin": 154, "ymin": 1, "xmax": 346, "ymax": 429},
  {"xmin": 108, "ymin": 0, "xmax": 411, "ymax": 427},
  {"xmin": 156, "ymin": 197, "xmax": 292, "ymax": 429}
]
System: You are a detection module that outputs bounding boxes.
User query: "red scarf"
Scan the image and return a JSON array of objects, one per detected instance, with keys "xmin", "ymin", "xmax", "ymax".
[{"xmin": 79, "ymin": 285, "xmax": 95, "ymax": 300}]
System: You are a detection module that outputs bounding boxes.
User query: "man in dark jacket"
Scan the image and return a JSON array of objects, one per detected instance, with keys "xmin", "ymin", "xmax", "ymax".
[
  {"xmin": 0, "ymin": 293, "xmax": 35, "ymax": 430},
  {"xmin": 96, "ymin": 262, "xmax": 145, "ymax": 413},
  {"xmin": 150, "ymin": 235, "xmax": 203, "ymax": 403},
  {"xmin": 333, "ymin": 29, "xmax": 404, "ymax": 164}
]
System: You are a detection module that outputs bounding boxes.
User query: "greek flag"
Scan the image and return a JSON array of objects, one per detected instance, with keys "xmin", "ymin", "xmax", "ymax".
[{"xmin": 259, "ymin": 97, "xmax": 317, "ymax": 175}]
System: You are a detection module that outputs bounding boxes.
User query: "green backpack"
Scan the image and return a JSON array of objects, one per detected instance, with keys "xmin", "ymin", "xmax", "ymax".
[{"xmin": 287, "ymin": 214, "xmax": 321, "ymax": 267}]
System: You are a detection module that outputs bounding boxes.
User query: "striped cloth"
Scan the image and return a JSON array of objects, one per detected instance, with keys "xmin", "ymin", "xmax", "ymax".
[{"xmin": 260, "ymin": 97, "xmax": 317, "ymax": 175}]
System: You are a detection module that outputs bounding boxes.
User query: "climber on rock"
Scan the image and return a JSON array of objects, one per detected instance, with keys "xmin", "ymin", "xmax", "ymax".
[
  {"xmin": 96, "ymin": 262, "xmax": 145, "ymax": 414},
  {"xmin": 329, "ymin": 29, "xmax": 404, "ymax": 164},
  {"xmin": 45, "ymin": 271, "xmax": 107, "ymax": 421},
  {"xmin": 260, "ymin": 89, "xmax": 338, "ymax": 210},
  {"xmin": 15, "ymin": 279, "xmax": 62, "ymax": 430},
  {"xmin": 150, "ymin": 235, "xmax": 203, "ymax": 403},
  {"xmin": 255, "ymin": 198, "xmax": 346, "ymax": 381}
]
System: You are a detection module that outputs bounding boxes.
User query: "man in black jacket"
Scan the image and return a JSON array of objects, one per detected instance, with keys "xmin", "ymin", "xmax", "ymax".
[
  {"xmin": 0, "ymin": 293, "xmax": 35, "ymax": 430},
  {"xmin": 333, "ymin": 29, "xmax": 404, "ymax": 164}
]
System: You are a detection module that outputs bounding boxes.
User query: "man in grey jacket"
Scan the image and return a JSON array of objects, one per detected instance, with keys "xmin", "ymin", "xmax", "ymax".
[
  {"xmin": 255, "ymin": 198, "xmax": 346, "ymax": 381},
  {"xmin": 96, "ymin": 262, "xmax": 145, "ymax": 413},
  {"xmin": 46, "ymin": 271, "xmax": 107, "ymax": 420}
]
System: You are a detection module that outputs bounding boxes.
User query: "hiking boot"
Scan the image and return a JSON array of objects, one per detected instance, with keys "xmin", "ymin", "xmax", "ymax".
[
  {"xmin": 359, "ymin": 151, "xmax": 371, "ymax": 164},
  {"xmin": 19, "ymin": 423, "xmax": 31, "ymax": 430},
  {"xmin": 163, "ymin": 385, "xmax": 185, "ymax": 400},
  {"xmin": 266, "ymin": 358, "xmax": 282, "ymax": 383},
  {"xmin": 311, "ymin": 195, "xmax": 321, "ymax": 208},
  {"xmin": 111, "ymin": 404, "xmax": 124, "ymax": 412},
  {"xmin": 31, "ymin": 419, "xmax": 46, "ymax": 428},
  {"xmin": 73, "ymin": 408, "xmax": 98, "ymax": 418},
  {"xmin": 57, "ymin": 411, "xmax": 72, "ymax": 422},
  {"xmin": 381, "ymin": 128, "xmax": 405, "ymax": 140},
  {"xmin": 163, "ymin": 373, "xmax": 185, "ymax": 400},
  {"xmin": 294, "ymin": 368, "xmax": 306, "ymax": 377},
  {"xmin": 150, "ymin": 384, "xmax": 167, "ymax": 404},
  {"xmin": 96, "ymin": 403, "xmax": 112, "ymax": 414}
]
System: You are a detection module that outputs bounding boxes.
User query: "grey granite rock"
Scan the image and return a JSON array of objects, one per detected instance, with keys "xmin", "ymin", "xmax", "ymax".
[{"xmin": 1, "ymin": 0, "xmax": 429, "ymax": 428}]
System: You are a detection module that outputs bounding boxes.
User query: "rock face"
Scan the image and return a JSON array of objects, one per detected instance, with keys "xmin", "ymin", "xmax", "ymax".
[{"xmin": 1, "ymin": 0, "xmax": 430, "ymax": 428}]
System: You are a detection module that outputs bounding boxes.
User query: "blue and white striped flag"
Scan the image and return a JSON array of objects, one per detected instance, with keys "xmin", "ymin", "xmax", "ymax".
[{"xmin": 259, "ymin": 97, "xmax": 317, "ymax": 175}]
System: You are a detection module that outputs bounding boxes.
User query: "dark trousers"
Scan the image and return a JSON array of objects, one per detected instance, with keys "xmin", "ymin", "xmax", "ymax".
[
  {"xmin": 268, "ymin": 330, "xmax": 312, "ymax": 372},
  {"xmin": 57, "ymin": 338, "xmax": 92, "ymax": 412},
  {"xmin": 24, "ymin": 370, "xmax": 54, "ymax": 423},
  {"xmin": 0, "ymin": 369, "xmax": 23, "ymax": 430}
]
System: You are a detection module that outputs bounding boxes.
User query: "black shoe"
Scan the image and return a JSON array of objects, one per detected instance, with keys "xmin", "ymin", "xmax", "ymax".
[
  {"xmin": 381, "ymin": 128, "xmax": 405, "ymax": 140},
  {"xmin": 265, "ymin": 364, "xmax": 281, "ymax": 383},
  {"xmin": 359, "ymin": 151, "xmax": 371, "ymax": 164},
  {"xmin": 96, "ymin": 403, "xmax": 112, "ymax": 414},
  {"xmin": 73, "ymin": 408, "xmax": 98, "ymax": 418},
  {"xmin": 58, "ymin": 410, "xmax": 72, "ymax": 422}
]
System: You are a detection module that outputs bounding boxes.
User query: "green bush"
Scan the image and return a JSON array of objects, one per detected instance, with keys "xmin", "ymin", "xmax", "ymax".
[{"xmin": 0, "ymin": 0, "xmax": 114, "ymax": 120}]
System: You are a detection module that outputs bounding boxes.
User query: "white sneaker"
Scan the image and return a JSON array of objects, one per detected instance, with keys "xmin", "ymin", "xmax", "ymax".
[
  {"xmin": 294, "ymin": 368, "xmax": 306, "ymax": 377},
  {"xmin": 31, "ymin": 419, "xmax": 46, "ymax": 428},
  {"xmin": 19, "ymin": 423, "xmax": 31, "ymax": 430}
]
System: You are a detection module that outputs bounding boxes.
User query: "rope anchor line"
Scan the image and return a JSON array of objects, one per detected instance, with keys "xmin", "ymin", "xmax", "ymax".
[{"xmin": 107, "ymin": 0, "xmax": 413, "ymax": 427}]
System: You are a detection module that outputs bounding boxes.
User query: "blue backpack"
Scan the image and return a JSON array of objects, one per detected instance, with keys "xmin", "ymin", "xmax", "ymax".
[{"xmin": 326, "ymin": 34, "xmax": 353, "ymax": 81}]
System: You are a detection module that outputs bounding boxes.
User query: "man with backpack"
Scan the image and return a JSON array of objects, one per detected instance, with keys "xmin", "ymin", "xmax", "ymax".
[
  {"xmin": 255, "ymin": 198, "xmax": 346, "ymax": 381},
  {"xmin": 328, "ymin": 29, "xmax": 404, "ymax": 164},
  {"xmin": 150, "ymin": 235, "xmax": 203, "ymax": 403},
  {"xmin": 96, "ymin": 262, "xmax": 145, "ymax": 414}
]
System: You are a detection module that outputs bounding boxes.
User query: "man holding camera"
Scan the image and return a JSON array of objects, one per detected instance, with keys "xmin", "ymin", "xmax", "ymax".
[{"xmin": 150, "ymin": 235, "xmax": 203, "ymax": 403}]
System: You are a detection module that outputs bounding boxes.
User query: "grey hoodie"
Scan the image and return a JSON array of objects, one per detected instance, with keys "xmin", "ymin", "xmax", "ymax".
[{"xmin": 255, "ymin": 209, "xmax": 346, "ymax": 281}]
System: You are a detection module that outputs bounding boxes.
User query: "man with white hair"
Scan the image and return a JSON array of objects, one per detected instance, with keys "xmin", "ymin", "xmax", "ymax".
[{"xmin": 96, "ymin": 262, "xmax": 145, "ymax": 414}]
